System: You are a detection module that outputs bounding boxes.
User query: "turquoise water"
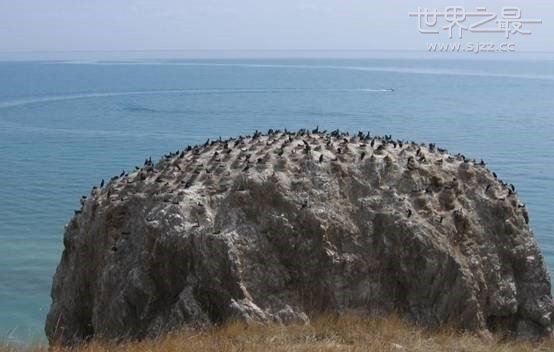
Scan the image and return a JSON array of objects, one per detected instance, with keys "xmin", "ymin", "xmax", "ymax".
[{"xmin": 0, "ymin": 56, "xmax": 553, "ymax": 342}]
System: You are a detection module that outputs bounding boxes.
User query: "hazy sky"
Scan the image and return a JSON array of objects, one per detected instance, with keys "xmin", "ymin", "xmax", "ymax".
[{"xmin": 0, "ymin": 0, "xmax": 551, "ymax": 53}]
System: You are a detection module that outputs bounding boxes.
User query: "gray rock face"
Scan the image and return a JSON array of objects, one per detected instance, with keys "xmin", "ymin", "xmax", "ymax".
[{"xmin": 46, "ymin": 130, "xmax": 553, "ymax": 345}]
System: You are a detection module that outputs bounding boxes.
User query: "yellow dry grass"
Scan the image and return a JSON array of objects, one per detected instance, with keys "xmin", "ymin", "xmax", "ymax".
[{"xmin": 2, "ymin": 315, "xmax": 554, "ymax": 352}]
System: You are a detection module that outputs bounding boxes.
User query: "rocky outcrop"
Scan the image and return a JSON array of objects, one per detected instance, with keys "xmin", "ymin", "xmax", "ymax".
[{"xmin": 46, "ymin": 129, "xmax": 553, "ymax": 345}]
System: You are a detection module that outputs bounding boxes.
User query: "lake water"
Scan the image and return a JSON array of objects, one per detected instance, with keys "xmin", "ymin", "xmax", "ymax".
[{"xmin": 1, "ymin": 54, "xmax": 553, "ymax": 342}]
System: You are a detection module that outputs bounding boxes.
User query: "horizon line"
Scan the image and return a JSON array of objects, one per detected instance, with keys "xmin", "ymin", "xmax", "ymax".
[{"xmin": 2, "ymin": 48, "xmax": 554, "ymax": 55}]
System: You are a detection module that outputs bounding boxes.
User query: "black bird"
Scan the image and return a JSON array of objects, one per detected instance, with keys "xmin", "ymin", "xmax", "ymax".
[
  {"xmin": 204, "ymin": 139, "xmax": 210, "ymax": 147},
  {"xmin": 493, "ymin": 172, "xmax": 497, "ymax": 179},
  {"xmin": 485, "ymin": 184, "xmax": 491, "ymax": 192},
  {"xmin": 120, "ymin": 170, "xmax": 125, "ymax": 177},
  {"xmin": 319, "ymin": 154, "xmax": 324, "ymax": 163},
  {"xmin": 242, "ymin": 165, "xmax": 250, "ymax": 172},
  {"xmin": 278, "ymin": 149, "xmax": 284, "ymax": 157},
  {"xmin": 510, "ymin": 184, "xmax": 515, "ymax": 192},
  {"xmin": 439, "ymin": 216, "xmax": 443, "ymax": 224},
  {"xmin": 370, "ymin": 139, "xmax": 375, "ymax": 148},
  {"xmin": 312, "ymin": 126, "xmax": 319, "ymax": 134},
  {"xmin": 407, "ymin": 209, "xmax": 412, "ymax": 218},
  {"xmin": 100, "ymin": 179, "xmax": 105, "ymax": 188},
  {"xmin": 360, "ymin": 151, "xmax": 366, "ymax": 161}
]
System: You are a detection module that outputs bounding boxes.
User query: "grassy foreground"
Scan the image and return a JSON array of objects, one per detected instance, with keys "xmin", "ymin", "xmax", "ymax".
[{"xmin": 2, "ymin": 315, "xmax": 554, "ymax": 352}]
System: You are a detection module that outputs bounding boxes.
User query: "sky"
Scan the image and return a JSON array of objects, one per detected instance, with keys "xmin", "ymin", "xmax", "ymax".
[{"xmin": 0, "ymin": 0, "xmax": 552, "ymax": 53}]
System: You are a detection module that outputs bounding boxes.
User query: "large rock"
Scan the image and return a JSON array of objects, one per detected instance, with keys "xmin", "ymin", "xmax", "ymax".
[{"xmin": 46, "ymin": 130, "xmax": 553, "ymax": 345}]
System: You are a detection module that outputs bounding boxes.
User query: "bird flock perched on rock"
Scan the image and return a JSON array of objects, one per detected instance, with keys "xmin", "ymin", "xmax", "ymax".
[{"xmin": 73, "ymin": 128, "xmax": 528, "ymax": 226}]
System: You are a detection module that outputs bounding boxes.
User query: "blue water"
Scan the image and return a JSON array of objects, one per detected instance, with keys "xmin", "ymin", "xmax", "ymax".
[{"xmin": 0, "ymin": 56, "xmax": 553, "ymax": 342}]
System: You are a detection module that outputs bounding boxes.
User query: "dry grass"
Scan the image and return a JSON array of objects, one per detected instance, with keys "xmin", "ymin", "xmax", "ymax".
[{"xmin": 3, "ymin": 315, "xmax": 554, "ymax": 352}]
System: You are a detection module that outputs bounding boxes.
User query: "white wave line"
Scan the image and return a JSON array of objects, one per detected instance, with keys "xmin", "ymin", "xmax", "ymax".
[
  {"xmin": 0, "ymin": 88, "xmax": 392, "ymax": 109},
  {"xmin": 69, "ymin": 60, "xmax": 554, "ymax": 81}
]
